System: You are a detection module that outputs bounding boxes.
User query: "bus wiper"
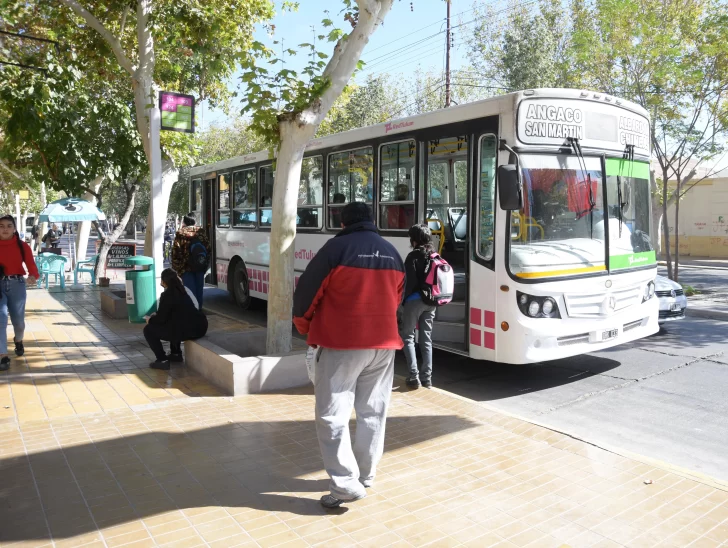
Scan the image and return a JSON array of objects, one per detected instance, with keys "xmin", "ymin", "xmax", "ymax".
[
  {"xmin": 568, "ymin": 137, "xmax": 595, "ymax": 238},
  {"xmin": 616, "ymin": 145, "xmax": 635, "ymax": 238}
]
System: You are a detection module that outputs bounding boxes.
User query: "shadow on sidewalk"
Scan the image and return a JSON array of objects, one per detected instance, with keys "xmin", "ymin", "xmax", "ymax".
[{"xmin": 1, "ymin": 414, "xmax": 479, "ymax": 542}]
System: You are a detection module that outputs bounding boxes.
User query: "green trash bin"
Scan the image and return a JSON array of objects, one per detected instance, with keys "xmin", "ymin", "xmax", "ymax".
[{"xmin": 125, "ymin": 256, "xmax": 157, "ymax": 323}]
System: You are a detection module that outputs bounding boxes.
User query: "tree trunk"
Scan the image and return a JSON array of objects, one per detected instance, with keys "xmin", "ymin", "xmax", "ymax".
[
  {"xmin": 14, "ymin": 193, "xmax": 21, "ymax": 235},
  {"xmin": 649, "ymin": 169, "xmax": 662, "ymax": 255},
  {"xmin": 143, "ymin": 159, "xmax": 178, "ymax": 264},
  {"xmin": 673, "ymin": 175, "xmax": 682, "ymax": 283},
  {"xmin": 662, "ymin": 167, "xmax": 673, "ymax": 280},
  {"xmin": 37, "ymin": 182, "xmax": 48, "ymax": 253},
  {"xmin": 266, "ymin": 119, "xmax": 316, "ymax": 354},
  {"xmin": 76, "ymin": 176, "xmax": 104, "ymax": 262},
  {"xmin": 264, "ymin": 0, "xmax": 395, "ymax": 354},
  {"xmin": 94, "ymin": 184, "xmax": 138, "ymax": 280}
]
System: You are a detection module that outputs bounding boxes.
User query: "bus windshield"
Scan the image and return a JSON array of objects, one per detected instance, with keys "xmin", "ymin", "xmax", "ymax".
[
  {"xmin": 605, "ymin": 158, "xmax": 655, "ymax": 270},
  {"xmin": 510, "ymin": 154, "xmax": 607, "ymax": 279}
]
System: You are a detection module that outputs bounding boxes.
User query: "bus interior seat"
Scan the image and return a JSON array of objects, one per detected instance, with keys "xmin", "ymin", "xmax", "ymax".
[{"xmin": 449, "ymin": 208, "xmax": 467, "ymax": 249}]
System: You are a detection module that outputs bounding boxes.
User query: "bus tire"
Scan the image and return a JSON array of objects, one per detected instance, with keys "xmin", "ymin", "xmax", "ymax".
[{"xmin": 230, "ymin": 260, "xmax": 252, "ymax": 310}]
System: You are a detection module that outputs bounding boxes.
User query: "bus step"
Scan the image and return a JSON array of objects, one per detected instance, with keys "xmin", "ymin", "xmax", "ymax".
[
  {"xmin": 436, "ymin": 301, "xmax": 465, "ymax": 323},
  {"xmin": 431, "ymin": 320, "xmax": 466, "ymax": 344},
  {"xmin": 432, "ymin": 341, "xmax": 469, "ymax": 356}
]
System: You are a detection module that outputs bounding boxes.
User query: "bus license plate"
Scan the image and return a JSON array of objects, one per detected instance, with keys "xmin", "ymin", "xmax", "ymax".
[{"xmin": 602, "ymin": 329, "xmax": 618, "ymax": 341}]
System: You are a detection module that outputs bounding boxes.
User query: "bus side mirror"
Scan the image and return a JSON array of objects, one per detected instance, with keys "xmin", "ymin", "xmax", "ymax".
[{"xmin": 498, "ymin": 164, "xmax": 523, "ymax": 210}]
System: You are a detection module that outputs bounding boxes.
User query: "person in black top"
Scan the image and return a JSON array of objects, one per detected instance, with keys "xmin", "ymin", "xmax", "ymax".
[
  {"xmin": 143, "ymin": 268, "xmax": 208, "ymax": 370},
  {"xmin": 399, "ymin": 224, "xmax": 437, "ymax": 389}
]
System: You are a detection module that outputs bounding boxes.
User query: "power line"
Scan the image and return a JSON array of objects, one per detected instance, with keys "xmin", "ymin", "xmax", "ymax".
[
  {"xmin": 362, "ymin": 46, "xmax": 447, "ymax": 78},
  {"xmin": 364, "ymin": 3, "xmax": 485, "ymax": 55},
  {"xmin": 360, "ymin": 0, "xmax": 539, "ymax": 78},
  {"xmin": 361, "ymin": 37, "xmax": 444, "ymax": 73}
]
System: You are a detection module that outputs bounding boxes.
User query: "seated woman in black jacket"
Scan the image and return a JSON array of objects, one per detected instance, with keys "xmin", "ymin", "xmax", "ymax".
[{"xmin": 144, "ymin": 268, "xmax": 208, "ymax": 370}]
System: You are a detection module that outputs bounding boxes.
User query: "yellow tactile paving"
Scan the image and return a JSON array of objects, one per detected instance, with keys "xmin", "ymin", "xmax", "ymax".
[{"xmin": 1, "ymin": 286, "xmax": 728, "ymax": 547}]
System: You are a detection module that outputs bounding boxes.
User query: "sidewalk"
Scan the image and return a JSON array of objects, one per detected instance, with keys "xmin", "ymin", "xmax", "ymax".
[
  {"xmin": 658, "ymin": 258, "xmax": 728, "ymax": 270},
  {"xmin": 2, "ymin": 286, "xmax": 727, "ymax": 548}
]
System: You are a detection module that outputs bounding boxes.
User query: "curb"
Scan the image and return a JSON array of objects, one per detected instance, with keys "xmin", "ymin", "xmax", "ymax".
[
  {"xmin": 394, "ymin": 374, "xmax": 728, "ymax": 493},
  {"xmin": 686, "ymin": 307, "xmax": 728, "ymax": 321},
  {"xmin": 658, "ymin": 261, "xmax": 728, "ymax": 271}
]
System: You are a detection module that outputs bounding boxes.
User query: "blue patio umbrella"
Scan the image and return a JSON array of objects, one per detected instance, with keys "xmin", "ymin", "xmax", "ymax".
[
  {"xmin": 38, "ymin": 198, "xmax": 107, "ymax": 271},
  {"xmin": 38, "ymin": 197, "xmax": 106, "ymax": 223}
]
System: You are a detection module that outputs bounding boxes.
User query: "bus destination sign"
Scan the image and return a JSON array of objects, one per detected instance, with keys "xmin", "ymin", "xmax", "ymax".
[{"xmin": 517, "ymin": 98, "xmax": 650, "ymax": 155}]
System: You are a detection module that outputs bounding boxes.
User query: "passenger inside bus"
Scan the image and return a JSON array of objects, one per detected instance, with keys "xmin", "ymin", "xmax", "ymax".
[
  {"xmin": 329, "ymin": 193, "xmax": 346, "ymax": 227},
  {"xmin": 384, "ymin": 184, "xmax": 415, "ymax": 230}
]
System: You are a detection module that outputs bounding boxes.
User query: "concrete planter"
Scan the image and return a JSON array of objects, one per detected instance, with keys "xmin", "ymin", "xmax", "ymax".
[
  {"xmin": 100, "ymin": 289, "xmax": 127, "ymax": 319},
  {"xmin": 184, "ymin": 329, "xmax": 309, "ymax": 395}
]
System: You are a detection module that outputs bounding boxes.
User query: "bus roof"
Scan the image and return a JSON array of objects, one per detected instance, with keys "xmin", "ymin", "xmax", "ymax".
[{"xmin": 188, "ymin": 88, "xmax": 649, "ymax": 176}]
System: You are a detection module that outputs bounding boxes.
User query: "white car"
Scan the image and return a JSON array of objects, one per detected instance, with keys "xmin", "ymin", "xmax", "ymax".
[{"xmin": 655, "ymin": 275, "xmax": 687, "ymax": 323}]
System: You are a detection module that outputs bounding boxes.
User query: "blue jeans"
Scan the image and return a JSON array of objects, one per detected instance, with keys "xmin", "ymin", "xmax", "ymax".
[
  {"xmin": 399, "ymin": 298, "xmax": 437, "ymax": 382},
  {"xmin": 182, "ymin": 271, "xmax": 205, "ymax": 307},
  {"xmin": 1, "ymin": 278, "xmax": 27, "ymax": 355}
]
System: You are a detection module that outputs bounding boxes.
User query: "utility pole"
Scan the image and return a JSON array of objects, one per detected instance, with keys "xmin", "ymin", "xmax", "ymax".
[{"xmin": 445, "ymin": 0, "xmax": 451, "ymax": 108}]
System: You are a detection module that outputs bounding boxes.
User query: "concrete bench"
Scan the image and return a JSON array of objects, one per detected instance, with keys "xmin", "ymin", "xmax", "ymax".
[
  {"xmin": 100, "ymin": 289, "xmax": 127, "ymax": 319},
  {"xmin": 184, "ymin": 329, "xmax": 309, "ymax": 395}
]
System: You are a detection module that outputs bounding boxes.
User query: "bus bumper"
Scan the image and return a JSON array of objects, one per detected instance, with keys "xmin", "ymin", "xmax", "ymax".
[{"xmin": 502, "ymin": 300, "xmax": 660, "ymax": 364}]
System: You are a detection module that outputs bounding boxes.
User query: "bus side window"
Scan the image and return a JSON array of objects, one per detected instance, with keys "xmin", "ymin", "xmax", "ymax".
[
  {"xmin": 259, "ymin": 166, "xmax": 274, "ymax": 227},
  {"xmin": 327, "ymin": 147, "xmax": 373, "ymax": 228},
  {"xmin": 233, "ymin": 169, "xmax": 257, "ymax": 228},
  {"xmin": 298, "ymin": 156, "xmax": 323, "ymax": 229},
  {"xmin": 379, "ymin": 140, "xmax": 415, "ymax": 231},
  {"xmin": 218, "ymin": 173, "xmax": 230, "ymax": 227},
  {"xmin": 478, "ymin": 135, "xmax": 497, "ymax": 261}
]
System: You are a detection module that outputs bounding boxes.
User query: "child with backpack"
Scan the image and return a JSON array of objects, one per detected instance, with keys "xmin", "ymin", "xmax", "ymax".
[
  {"xmin": 399, "ymin": 224, "xmax": 454, "ymax": 389},
  {"xmin": 171, "ymin": 213, "xmax": 211, "ymax": 306}
]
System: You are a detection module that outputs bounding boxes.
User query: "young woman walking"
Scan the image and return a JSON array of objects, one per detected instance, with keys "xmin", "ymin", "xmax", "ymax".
[
  {"xmin": 399, "ymin": 224, "xmax": 437, "ymax": 389},
  {"xmin": 0, "ymin": 215, "xmax": 39, "ymax": 371}
]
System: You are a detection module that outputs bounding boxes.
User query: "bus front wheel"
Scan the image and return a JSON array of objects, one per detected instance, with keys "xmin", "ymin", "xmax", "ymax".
[{"xmin": 231, "ymin": 261, "xmax": 252, "ymax": 310}]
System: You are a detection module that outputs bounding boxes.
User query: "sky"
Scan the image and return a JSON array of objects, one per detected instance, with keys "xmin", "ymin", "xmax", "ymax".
[{"xmin": 197, "ymin": 0, "xmax": 481, "ymax": 130}]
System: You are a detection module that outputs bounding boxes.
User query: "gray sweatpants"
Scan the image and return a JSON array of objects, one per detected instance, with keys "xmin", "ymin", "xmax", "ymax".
[{"xmin": 314, "ymin": 348, "xmax": 395, "ymax": 500}]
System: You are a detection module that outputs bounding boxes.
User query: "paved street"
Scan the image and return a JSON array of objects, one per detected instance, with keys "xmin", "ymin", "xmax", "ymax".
[{"xmin": 202, "ymin": 284, "xmax": 728, "ymax": 486}]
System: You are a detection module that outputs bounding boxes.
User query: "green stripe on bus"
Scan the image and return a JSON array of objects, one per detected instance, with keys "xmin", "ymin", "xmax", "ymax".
[
  {"xmin": 605, "ymin": 158, "xmax": 650, "ymax": 179},
  {"xmin": 610, "ymin": 250, "xmax": 656, "ymax": 269}
]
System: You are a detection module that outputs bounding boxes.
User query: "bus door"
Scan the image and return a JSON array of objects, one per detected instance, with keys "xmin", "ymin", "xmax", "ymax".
[
  {"xmin": 423, "ymin": 135, "xmax": 469, "ymax": 354},
  {"xmin": 203, "ymin": 175, "xmax": 217, "ymax": 285}
]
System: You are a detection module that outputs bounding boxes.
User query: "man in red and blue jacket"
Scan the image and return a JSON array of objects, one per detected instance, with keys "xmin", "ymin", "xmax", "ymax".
[{"xmin": 293, "ymin": 202, "xmax": 405, "ymax": 508}]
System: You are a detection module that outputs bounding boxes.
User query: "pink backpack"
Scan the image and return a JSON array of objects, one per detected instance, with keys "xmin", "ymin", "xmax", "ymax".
[{"xmin": 422, "ymin": 252, "xmax": 454, "ymax": 306}]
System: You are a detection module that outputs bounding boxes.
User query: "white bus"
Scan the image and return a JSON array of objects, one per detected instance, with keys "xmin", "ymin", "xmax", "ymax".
[{"xmin": 187, "ymin": 88, "xmax": 658, "ymax": 364}]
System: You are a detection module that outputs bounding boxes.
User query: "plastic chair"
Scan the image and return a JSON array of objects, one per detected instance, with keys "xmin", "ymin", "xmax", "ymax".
[
  {"xmin": 35, "ymin": 253, "xmax": 68, "ymax": 289},
  {"xmin": 74, "ymin": 254, "xmax": 98, "ymax": 285}
]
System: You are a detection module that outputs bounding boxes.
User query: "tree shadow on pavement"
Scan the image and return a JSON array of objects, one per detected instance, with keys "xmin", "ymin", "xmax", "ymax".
[{"xmin": 1, "ymin": 415, "xmax": 479, "ymax": 543}]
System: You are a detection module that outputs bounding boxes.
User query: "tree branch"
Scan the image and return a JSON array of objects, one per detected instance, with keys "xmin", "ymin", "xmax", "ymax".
[
  {"xmin": 58, "ymin": 0, "xmax": 135, "ymax": 75},
  {"xmin": 120, "ymin": 6, "xmax": 130, "ymax": 36},
  {"xmin": 314, "ymin": 0, "xmax": 395, "ymax": 124}
]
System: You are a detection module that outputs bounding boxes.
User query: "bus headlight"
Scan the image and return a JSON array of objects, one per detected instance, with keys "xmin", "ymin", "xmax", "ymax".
[
  {"xmin": 517, "ymin": 292, "xmax": 561, "ymax": 318},
  {"xmin": 643, "ymin": 281, "xmax": 655, "ymax": 302}
]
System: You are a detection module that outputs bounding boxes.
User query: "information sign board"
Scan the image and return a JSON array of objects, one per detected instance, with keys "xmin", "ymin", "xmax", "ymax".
[{"xmin": 160, "ymin": 91, "xmax": 195, "ymax": 133}]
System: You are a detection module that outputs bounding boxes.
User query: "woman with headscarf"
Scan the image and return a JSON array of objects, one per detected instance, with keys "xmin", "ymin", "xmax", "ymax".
[{"xmin": 143, "ymin": 268, "xmax": 208, "ymax": 370}]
